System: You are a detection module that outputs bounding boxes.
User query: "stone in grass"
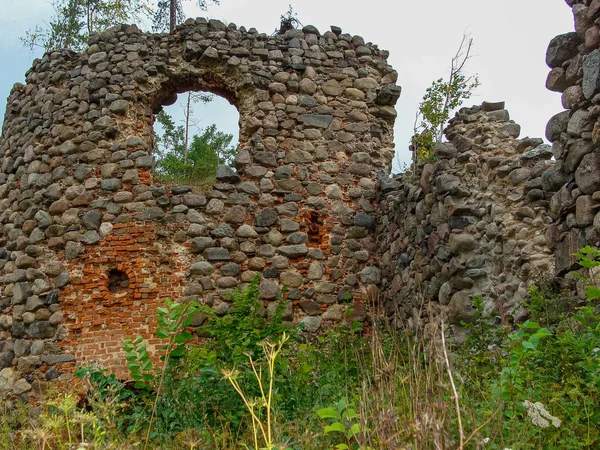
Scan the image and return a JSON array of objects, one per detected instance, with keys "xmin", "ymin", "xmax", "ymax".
[
  {"xmin": 12, "ymin": 379, "xmax": 32, "ymax": 395},
  {"xmin": 447, "ymin": 291, "xmax": 476, "ymax": 325},
  {"xmin": 299, "ymin": 316, "xmax": 322, "ymax": 332},
  {"xmin": 0, "ymin": 368, "xmax": 17, "ymax": 391}
]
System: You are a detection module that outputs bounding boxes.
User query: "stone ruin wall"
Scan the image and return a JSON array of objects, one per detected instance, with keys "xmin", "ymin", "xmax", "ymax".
[
  {"xmin": 377, "ymin": 103, "xmax": 555, "ymax": 340},
  {"xmin": 2, "ymin": 0, "xmax": 595, "ymax": 399},
  {"xmin": 544, "ymin": 0, "xmax": 600, "ymax": 275},
  {"xmin": 376, "ymin": 0, "xmax": 600, "ymax": 338},
  {"xmin": 0, "ymin": 19, "xmax": 400, "ymax": 397}
]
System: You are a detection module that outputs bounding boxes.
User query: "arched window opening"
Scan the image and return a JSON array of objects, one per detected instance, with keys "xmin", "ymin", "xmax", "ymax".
[{"xmin": 152, "ymin": 90, "xmax": 240, "ymax": 188}]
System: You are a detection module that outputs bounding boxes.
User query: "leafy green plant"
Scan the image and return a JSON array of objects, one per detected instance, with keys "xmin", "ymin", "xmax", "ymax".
[
  {"xmin": 74, "ymin": 364, "xmax": 152, "ymax": 434},
  {"xmin": 460, "ymin": 296, "xmax": 508, "ymax": 384},
  {"xmin": 318, "ymin": 399, "xmax": 369, "ymax": 450},
  {"xmin": 19, "ymin": 394, "xmax": 108, "ymax": 450},
  {"xmin": 203, "ymin": 278, "xmax": 291, "ymax": 364},
  {"xmin": 277, "ymin": 4, "xmax": 302, "ymax": 34},
  {"xmin": 469, "ymin": 247, "xmax": 600, "ymax": 449},
  {"xmin": 21, "ymin": 0, "xmax": 153, "ymax": 52},
  {"xmin": 124, "ymin": 298, "xmax": 205, "ymax": 447},
  {"xmin": 124, "ymin": 298, "xmax": 203, "ymax": 388},
  {"xmin": 411, "ymin": 34, "xmax": 479, "ymax": 166},
  {"xmin": 574, "ymin": 246, "xmax": 600, "ymax": 300},
  {"xmin": 497, "ymin": 320, "xmax": 553, "ymax": 402},
  {"xmin": 119, "ymin": 277, "xmax": 296, "ymax": 440}
]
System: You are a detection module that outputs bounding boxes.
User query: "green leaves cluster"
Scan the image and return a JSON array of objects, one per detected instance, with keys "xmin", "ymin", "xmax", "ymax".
[
  {"xmin": 154, "ymin": 111, "xmax": 236, "ymax": 185},
  {"xmin": 412, "ymin": 36, "xmax": 480, "ymax": 165},
  {"xmin": 497, "ymin": 320, "xmax": 553, "ymax": 402},
  {"xmin": 201, "ymin": 279, "xmax": 291, "ymax": 364},
  {"xmin": 574, "ymin": 246, "xmax": 600, "ymax": 300},
  {"xmin": 124, "ymin": 298, "xmax": 202, "ymax": 391},
  {"xmin": 317, "ymin": 399, "xmax": 367, "ymax": 450},
  {"xmin": 456, "ymin": 246, "xmax": 600, "ymax": 449},
  {"xmin": 22, "ymin": 0, "xmax": 221, "ymax": 53},
  {"xmin": 22, "ymin": 0, "xmax": 153, "ymax": 52},
  {"xmin": 119, "ymin": 277, "xmax": 294, "ymax": 438}
]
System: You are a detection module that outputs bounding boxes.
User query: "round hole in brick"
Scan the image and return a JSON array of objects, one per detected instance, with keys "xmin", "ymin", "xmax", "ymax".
[{"xmin": 108, "ymin": 269, "xmax": 130, "ymax": 293}]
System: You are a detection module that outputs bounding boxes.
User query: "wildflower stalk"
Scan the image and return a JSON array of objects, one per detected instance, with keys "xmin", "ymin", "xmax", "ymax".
[
  {"xmin": 223, "ymin": 331, "xmax": 290, "ymax": 450},
  {"xmin": 223, "ymin": 369, "xmax": 268, "ymax": 448}
]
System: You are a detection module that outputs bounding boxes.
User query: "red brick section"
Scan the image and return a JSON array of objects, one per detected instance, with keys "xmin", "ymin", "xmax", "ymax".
[{"xmin": 59, "ymin": 222, "xmax": 188, "ymax": 377}]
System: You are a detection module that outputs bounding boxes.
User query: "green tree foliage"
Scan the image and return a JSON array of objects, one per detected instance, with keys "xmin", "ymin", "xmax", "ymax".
[
  {"xmin": 153, "ymin": 0, "xmax": 185, "ymax": 33},
  {"xmin": 412, "ymin": 35, "xmax": 480, "ymax": 164},
  {"xmin": 21, "ymin": 0, "xmax": 152, "ymax": 52},
  {"xmin": 154, "ymin": 111, "xmax": 236, "ymax": 184}
]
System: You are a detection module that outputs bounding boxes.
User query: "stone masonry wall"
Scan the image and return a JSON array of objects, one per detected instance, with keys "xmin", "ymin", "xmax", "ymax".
[
  {"xmin": 544, "ymin": 0, "xmax": 600, "ymax": 275},
  {"xmin": 0, "ymin": 19, "xmax": 400, "ymax": 398},
  {"xmin": 377, "ymin": 103, "xmax": 554, "ymax": 339}
]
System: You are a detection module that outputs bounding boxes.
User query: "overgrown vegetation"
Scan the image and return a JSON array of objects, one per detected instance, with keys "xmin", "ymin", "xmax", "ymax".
[
  {"xmin": 411, "ymin": 34, "xmax": 480, "ymax": 165},
  {"xmin": 277, "ymin": 4, "xmax": 302, "ymax": 35},
  {"xmin": 22, "ymin": 0, "xmax": 219, "ymax": 52},
  {"xmin": 2, "ymin": 250, "xmax": 600, "ymax": 449},
  {"xmin": 153, "ymin": 110, "xmax": 236, "ymax": 186},
  {"xmin": 21, "ymin": 0, "xmax": 154, "ymax": 52}
]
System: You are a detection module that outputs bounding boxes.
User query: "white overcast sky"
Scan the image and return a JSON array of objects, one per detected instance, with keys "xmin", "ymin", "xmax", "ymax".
[{"xmin": 0, "ymin": 0, "xmax": 573, "ymax": 171}]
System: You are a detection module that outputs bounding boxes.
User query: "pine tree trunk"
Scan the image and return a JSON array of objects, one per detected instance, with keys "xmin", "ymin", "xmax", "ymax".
[
  {"xmin": 169, "ymin": 0, "xmax": 177, "ymax": 34},
  {"xmin": 184, "ymin": 93, "xmax": 191, "ymax": 165}
]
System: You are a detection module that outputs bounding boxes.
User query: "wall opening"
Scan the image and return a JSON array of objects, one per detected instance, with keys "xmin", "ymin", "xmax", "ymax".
[
  {"xmin": 304, "ymin": 210, "xmax": 327, "ymax": 246},
  {"xmin": 152, "ymin": 87, "xmax": 240, "ymax": 188},
  {"xmin": 108, "ymin": 269, "xmax": 130, "ymax": 293}
]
